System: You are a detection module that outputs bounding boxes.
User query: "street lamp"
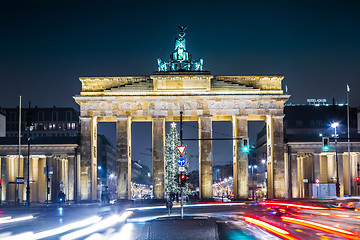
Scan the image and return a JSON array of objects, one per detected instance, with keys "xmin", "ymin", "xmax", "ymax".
[
  {"xmin": 26, "ymin": 101, "xmax": 34, "ymax": 206},
  {"xmin": 331, "ymin": 122, "xmax": 340, "ymax": 197}
]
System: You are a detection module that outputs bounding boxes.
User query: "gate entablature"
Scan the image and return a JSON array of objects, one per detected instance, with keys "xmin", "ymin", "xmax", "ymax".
[{"xmin": 78, "ymin": 73, "xmax": 284, "ymax": 94}]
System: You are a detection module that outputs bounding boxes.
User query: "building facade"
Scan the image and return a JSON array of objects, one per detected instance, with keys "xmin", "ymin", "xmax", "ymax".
[
  {"xmin": 0, "ymin": 106, "xmax": 80, "ymax": 203},
  {"xmin": 284, "ymin": 103, "xmax": 360, "ymax": 198}
]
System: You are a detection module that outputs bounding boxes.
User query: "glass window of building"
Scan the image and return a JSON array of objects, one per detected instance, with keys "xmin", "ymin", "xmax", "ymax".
[
  {"xmin": 38, "ymin": 111, "xmax": 44, "ymax": 121},
  {"xmin": 52, "ymin": 111, "xmax": 58, "ymax": 121},
  {"xmin": 66, "ymin": 111, "xmax": 72, "ymax": 121},
  {"xmin": 10, "ymin": 112, "xmax": 16, "ymax": 122},
  {"xmin": 296, "ymin": 120, "xmax": 303, "ymax": 127}
]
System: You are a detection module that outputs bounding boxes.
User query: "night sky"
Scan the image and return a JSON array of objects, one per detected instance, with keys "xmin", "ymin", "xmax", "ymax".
[{"xmin": 1, "ymin": 1, "xmax": 359, "ymax": 170}]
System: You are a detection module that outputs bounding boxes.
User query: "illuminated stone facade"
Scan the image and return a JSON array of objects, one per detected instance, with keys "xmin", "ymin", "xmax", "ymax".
[{"xmin": 74, "ymin": 72, "xmax": 290, "ymax": 200}]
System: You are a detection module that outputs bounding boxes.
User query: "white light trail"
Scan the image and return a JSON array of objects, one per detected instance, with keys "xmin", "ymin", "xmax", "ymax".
[
  {"xmin": 60, "ymin": 211, "xmax": 133, "ymax": 240},
  {"xmin": 0, "ymin": 215, "xmax": 34, "ymax": 224}
]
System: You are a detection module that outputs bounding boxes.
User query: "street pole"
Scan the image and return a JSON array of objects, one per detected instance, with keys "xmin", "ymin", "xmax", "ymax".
[
  {"xmin": 17, "ymin": 96, "xmax": 22, "ymax": 204},
  {"xmin": 251, "ymin": 165, "xmax": 254, "ymax": 201},
  {"xmin": 347, "ymin": 91, "xmax": 351, "ymax": 196},
  {"xmin": 180, "ymin": 111, "xmax": 184, "ymax": 219},
  {"xmin": 335, "ymin": 128, "xmax": 340, "ymax": 197},
  {"xmin": 46, "ymin": 158, "xmax": 49, "ymax": 206},
  {"xmin": 26, "ymin": 101, "xmax": 32, "ymax": 206}
]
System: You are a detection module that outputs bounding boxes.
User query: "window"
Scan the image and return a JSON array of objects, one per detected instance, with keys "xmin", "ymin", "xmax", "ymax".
[
  {"xmin": 310, "ymin": 120, "xmax": 315, "ymax": 128},
  {"xmin": 296, "ymin": 120, "xmax": 303, "ymax": 127},
  {"xmin": 38, "ymin": 111, "xmax": 44, "ymax": 121},
  {"xmin": 52, "ymin": 111, "xmax": 58, "ymax": 121},
  {"xmin": 72, "ymin": 123, "xmax": 75, "ymax": 129},
  {"xmin": 316, "ymin": 120, "xmax": 322, "ymax": 127},
  {"xmin": 10, "ymin": 112, "xmax": 16, "ymax": 122},
  {"xmin": 66, "ymin": 111, "xmax": 72, "ymax": 121}
]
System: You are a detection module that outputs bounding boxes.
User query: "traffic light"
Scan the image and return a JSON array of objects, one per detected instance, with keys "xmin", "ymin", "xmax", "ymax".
[
  {"xmin": 242, "ymin": 138, "xmax": 250, "ymax": 153},
  {"xmin": 0, "ymin": 179, "xmax": 2, "ymax": 188},
  {"xmin": 180, "ymin": 173, "xmax": 186, "ymax": 187},
  {"xmin": 322, "ymin": 137, "xmax": 330, "ymax": 152},
  {"xmin": 355, "ymin": 176, "xmax": 360, "ymax": 182}
]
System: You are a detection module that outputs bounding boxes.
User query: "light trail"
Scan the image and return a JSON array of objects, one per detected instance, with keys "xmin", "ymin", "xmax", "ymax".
[
  {"xmin": 244, "ymin": 216, "xmax": 300, "ymax": 240},
  {"xmin": 60, "ymin": 211, "xmax": 133, "ymax": 240},
  {"xmin": 2, "ymin": 216, "xmax": 102, "ymax": 240},
  {"xmin": 0, "ymin": 215, "xmax": 34, "ymax": 224},
  {"xmin": 260, "ymin": 201, "xmax": 327, "ymax": 210},
  {"xmin": 126, "ymin": 202, "xmax": 246, "ymax": 211},
  {"xmin": 281, "ymin": 216, "xmax": 360, "ymax": 240}
]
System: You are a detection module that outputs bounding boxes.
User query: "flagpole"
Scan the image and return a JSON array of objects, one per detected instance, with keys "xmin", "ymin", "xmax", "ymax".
[
  {"xmin": 18, "ymin": 96, "xmax": 22, "ymax": 204},
  {"xmin": 347, "ymin": 84, "xmax": 351, "ymax": 196}
]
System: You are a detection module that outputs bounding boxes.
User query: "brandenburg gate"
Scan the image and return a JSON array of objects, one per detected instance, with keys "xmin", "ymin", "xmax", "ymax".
[{"xmin": 74, "ymin": 27, "xmax": 290, "ymax": 201}]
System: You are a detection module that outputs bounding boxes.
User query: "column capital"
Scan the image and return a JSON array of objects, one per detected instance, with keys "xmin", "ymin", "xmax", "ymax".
[
  {"xmin": 198, "ymin": 114, "xmax": 212, "ymax": 119},
  {"xmin": 116, "ymin": 116, "xmax": 132, "ymax": 121},
  {"xmin": 233, "ymin": 115, "xmax": 248, "ymax": 119},
  {"xmin": 152, "ymin": 115, "xmax": 166, "ymax": 119},
  {"xmin": 79, "ymin": 116, "xmax": 92, "ymax": 121}
]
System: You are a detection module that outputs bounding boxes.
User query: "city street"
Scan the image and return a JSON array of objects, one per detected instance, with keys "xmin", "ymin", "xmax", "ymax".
[{"xmin": 0, "ymin": 200, "xmax": 359, "ymax": 239}]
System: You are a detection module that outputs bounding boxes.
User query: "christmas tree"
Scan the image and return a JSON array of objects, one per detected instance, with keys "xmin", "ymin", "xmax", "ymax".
[{"xmin": 165, "ymin": 122, "xmax": 189, "ymax": 197}]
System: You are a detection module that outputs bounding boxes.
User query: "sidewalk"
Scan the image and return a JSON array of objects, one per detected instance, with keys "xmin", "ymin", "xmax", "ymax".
[{"xmin": 139, "ymin": 216, "xmax": 219, "ymax": 240}]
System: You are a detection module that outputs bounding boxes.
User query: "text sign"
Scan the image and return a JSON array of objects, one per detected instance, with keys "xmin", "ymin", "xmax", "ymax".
[
  {"xmin": 179, "ymin": 167, "xmax": 185, "ymax": 172},
  {"xmin": 303, "ymin": 178, "xmax": 308, "ymax": 183},
  {"xmin": 176, "ymin": 145, "xmax": 187, "ymax": 156},
  {"xmin": 177, "ymin": 157, "xmax": 186, "ymax": 167}
]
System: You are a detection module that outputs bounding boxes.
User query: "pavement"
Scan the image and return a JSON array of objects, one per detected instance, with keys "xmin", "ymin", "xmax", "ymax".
[{"xmin": 139, "ymin": 216, "xmax": 219, "ymax": 240}]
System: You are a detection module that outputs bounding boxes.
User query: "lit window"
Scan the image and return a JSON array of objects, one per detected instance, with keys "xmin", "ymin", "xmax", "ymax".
[
  {"xmin": 49, "ymin": 124, "xmax": 52, "ymax": 130},
  {"xmin": 72, "ymin": 123, "xmax": 75, "ymax": 129},
  {"xmin": 67, "ymin": 123, "xmax": 71, "ymax": 129}
]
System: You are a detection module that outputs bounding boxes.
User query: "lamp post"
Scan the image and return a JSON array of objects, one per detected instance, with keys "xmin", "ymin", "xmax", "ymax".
[
  {"xmin": 25, "ymin": 101, "xmax": 33, "ymax": 206},
  {"xmin": 331, "ymin": 122, "xmax": 340, "ymax": 197}
]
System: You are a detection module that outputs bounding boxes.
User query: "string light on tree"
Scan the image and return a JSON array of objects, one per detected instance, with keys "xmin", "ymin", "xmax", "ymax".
[{"xmin": 165, "ymin": 122, "xmax": 189, "ymax": 198}]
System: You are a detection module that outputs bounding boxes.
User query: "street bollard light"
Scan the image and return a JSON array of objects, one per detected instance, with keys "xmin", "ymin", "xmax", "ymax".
[{"xmin": 331, "ymin": 122, "xmax": 340, "ymax": 197}]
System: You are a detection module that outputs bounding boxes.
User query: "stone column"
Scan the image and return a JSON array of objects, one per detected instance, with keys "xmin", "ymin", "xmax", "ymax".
[
  {"xmin": 343, "ymin": 153, "xmax": 350, "ymax": 196},
  {"xmin": 80, "ymin": 116, "xmax": 97, "ymax": 201},
  {"xmin": 338, "ymin": 153, "xmax": 344, "ymax": 197},
  {"xmin": 266, "ymin": 116, "xmax": 274, "ymax": 198},
  {"xmin": 1, "ymin": 156, "xmax": 6, "ymax": 202},
  {"xmin": 199, "ymin": 116, "xmax": 213, "ymax": 199},
  {"xmin": 152, "ymin": 117, "xmax": 165, "ymax": 199},
  {"xmin": 267, "ymin": 115, "xmax": 285, "ymax": 199},
  {"xmin": 68, "ymin": 155, "xmax": 75, "ymax": 201},
  {"xmin": 284, "ymin": 147, "xmax": 290, "ymax": 199},
  {"xmin": 232, "ymin": 116, "xmax": 248, "ymax": 199},
  {"xmin": 297, "ymin": 155, "xmax": 304, "ymax": 198},
  {"xmin": 290, "ymin": 154, "xmax": 298, "ymax": 198},
  {"xmin": 314, "ymin": 154, "xmax": 320, "ymax": 181},
  {"xmin": 116, "ymin": 116, "xmax": 132, "ymax": 200},
  {"xmin": 50, "ymin": 155, "xmax": 59, "ymax": 203},
  {"xmin": 320, "ymin": 154, "xmax": 328, "ymax": 183},
  {"xmin": 38, "ymin": 157, "xmax": 46, "ymax": 203},
  {"xmin": 30, "ymin": 156, "xmax": 39, "ymax": 202}
]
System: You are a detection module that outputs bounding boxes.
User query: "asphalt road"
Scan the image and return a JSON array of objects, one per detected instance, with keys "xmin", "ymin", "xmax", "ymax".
[{"xmin": 0, "ymin": 201, "xmax": 359, "ymax": 239}]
